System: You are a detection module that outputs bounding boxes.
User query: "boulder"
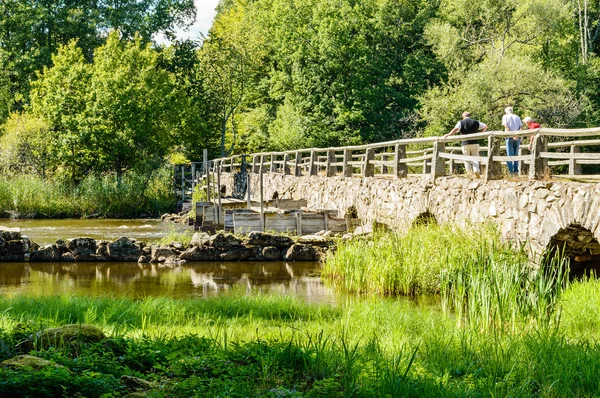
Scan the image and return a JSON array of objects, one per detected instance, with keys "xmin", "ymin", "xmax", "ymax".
[
  {"xmin": 284, "ymin": 244, "xmax": 318, "ymax": 261},
  {"xmin": 262, "ymin": 246, "xmax": 282, "ymax": 261},
  {"xmin": 179, "ymin": 246, "xmax": 218, "ymax": 261},
  {"xmin": 151, "ymin": 245, "xmax": 179, "ymax": 261},
  {"xmin": 297, "ymin": 235, "xmax": 330, "ymax": 246},
  {"xmin": 6, "ymin": 238, "xmax": 30, "ymax": 255},
  {"xmin": 1, "ymin": 228, "xmax": 21, "ymax": 241},
  {"xmin": 209, "ymin": 232, "xmax": 242, "ymax": 248},
  {"xmin": 108, "ymin": 237, "xmax": 142, "ymax": 261},
  {"xmin": 27, "ymin": 324, "xmax": 105, "ymax": 351},
  {"xmin": 67, "ymin": 238, "xmax": 97, "ymax": 261},
  {"xmin": 95, "ymin": 242, "xmax": 110, "ymax": 261},
  {"xmin": 1, "ymin": 355, "xmax": 64, "ymax": 370},
  {"xmin": 60, "ymin": 252, "xmax": 76, "ymax": 262},
  {"xmin": 190, "ymin": 232, "xmax": 211, "ymax": 247},
  {"xmin": 220, "ymin": 245, "xmax": 254, "ymax": 261},
  {"xmin": 246, "ymin": 231, "xmax": 293, "ymax": 248},
  {"xmin": 170, "ymin": 241, "xmax": 185, "ymax": 251},
  {"xmin": 164, "ymin": 255, "xmax": 187, "ymax": 266},
  {"xmin": 30, "ymin": 245, "xmax": 59, "ymax": 262},
  {"xmin": 137, "ymin": 255, "xmax": 150, "ymax": 263}
]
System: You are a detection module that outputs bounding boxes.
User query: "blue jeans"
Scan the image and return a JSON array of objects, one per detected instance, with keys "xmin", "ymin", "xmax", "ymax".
[{"xmin": 506, "ymin": 138, "xmax": 521, "ymax": 174}]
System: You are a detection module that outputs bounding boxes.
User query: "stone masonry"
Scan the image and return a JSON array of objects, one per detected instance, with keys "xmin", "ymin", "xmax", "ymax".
[{"xmin": 221, "ymin": 172, "xmax": 600, "ymax": 262}]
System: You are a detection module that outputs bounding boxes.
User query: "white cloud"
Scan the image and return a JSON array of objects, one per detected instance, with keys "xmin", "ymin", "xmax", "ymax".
[{"xmin": 155, "ymin": 0, "xmax": 219, "ymax": 44}]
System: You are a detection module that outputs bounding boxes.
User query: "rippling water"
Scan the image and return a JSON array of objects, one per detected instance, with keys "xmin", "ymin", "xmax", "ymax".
[{"xmin": 0, "ymin": 218, "xmax": 188, "ymax": 245}]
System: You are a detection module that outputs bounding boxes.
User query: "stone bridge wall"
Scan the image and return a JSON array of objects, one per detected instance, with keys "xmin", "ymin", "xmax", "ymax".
[{"xmin": 221, "ymin": 173, "xmax": 600, "ymax": 261}]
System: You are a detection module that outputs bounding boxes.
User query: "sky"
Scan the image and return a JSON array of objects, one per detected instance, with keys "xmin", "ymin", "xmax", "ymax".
[{"xmin": 155, "ymin": 0, "xmax": 220, "ymax": 43}]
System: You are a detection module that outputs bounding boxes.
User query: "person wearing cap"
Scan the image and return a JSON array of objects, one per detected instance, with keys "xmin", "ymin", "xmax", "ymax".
[
  {"xmin": 502, "ymin": 107, "xmax": 522, "ymax": 175},
  {"xmin": 443, "ymin": 112, "xmax": 488, "ymax": 177},
  {"xmin": 523, "ymin": 116, "xmax": 541, "ymax": 150}
]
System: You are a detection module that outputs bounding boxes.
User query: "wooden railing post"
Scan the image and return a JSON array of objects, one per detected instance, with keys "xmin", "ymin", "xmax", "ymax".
[
  {"xmin": 252, "ymin": 155, "xmax": 259, "ymax": 173},
  {"xmin": 363, "ymin": 148, "xmax": 375, "ymax": 177},
  {"xmin": 381, "ymin": 154, "xmax": 388, "ymax": 175},
  {"xmin": 343, "ymin": 149, "xmax": 353, "ymax": 177},
  {"xmin": 519, "ymin": 146, "xmax": 529, "ymax": 176},
  {"xmin": 283, "ymin": 153, "xmax": 291, "ymax": 175},
  {"xmin": 422, "ymin": 150, "xmax": 431, "ymax": 174},
  {"xmin": 394, "ymin": 143, "xmax": 408, "ymax": 178},
  {"xmin": 569, "ymin": 145, "xmax": 582, "ymax": 176},
  {"xmin": 270, "ymin": 154, "xmax": 277, "ymax": 173},
  {"xmin": 485, "ymin": 135, "xmax": 502, "ymax": 180},
  {"xmin": 529, "ymin": 134, "xmax": 549, "ymax": 181},
  {"xmin": 294, "ymin": 151, "xmax": 302, "ymax": 176},
  {"xmin": 431, "ymin": 141, "xmax": 446, "ymax": 178},
  {"xmin": 309, "ymin": 150, "xmax": 317, "ymax": 176},
  {"xmin": 326, "ymin": 150, "xmax": 336, "ymax": 177}
]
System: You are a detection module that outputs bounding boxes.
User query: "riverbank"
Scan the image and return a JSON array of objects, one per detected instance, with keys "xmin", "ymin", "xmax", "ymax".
[
  {"xmin": 0, "ymin": 171, "xmax": 175, "ymax": 219},
  {"xmin": 0, "ymin": 228, "xmax": 333, "ymax": 263}
]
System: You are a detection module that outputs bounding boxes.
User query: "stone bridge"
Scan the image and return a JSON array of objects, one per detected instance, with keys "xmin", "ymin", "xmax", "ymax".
[
  {"xmin": 211, "ymin": 127, "xmax": 600, "ymax": 271},
  {"xmin": 222, "ymin": 172, "xmax": 600, "ymax": 270}
]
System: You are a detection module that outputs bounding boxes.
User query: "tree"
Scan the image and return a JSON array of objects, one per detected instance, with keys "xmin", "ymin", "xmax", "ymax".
[
  {"xmin": 0, "ymin": 113, "xmax": 53, "ymax": 178},
  {"xmin": 30, "ymin": 33, "xmax": 179, "ymax": 182},
  {"xmin": 29, "ymin": 41, "xmax": 92, "ymax": 182},
  {"xmin": 0, "ymin": 0, "xmax": 195, "ymax": 113},
  {"xmin": 158, "ymin": 40, "xmax": 222, "ymax": 160}
]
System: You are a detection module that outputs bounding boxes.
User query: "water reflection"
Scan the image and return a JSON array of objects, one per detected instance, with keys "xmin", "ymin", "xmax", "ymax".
[{"xmin": 0, "ymin": 262, "xmax": 335, "ymax": 304}]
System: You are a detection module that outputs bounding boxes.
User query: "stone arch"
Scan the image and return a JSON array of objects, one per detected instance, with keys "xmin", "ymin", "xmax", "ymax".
[
  {"xmin": 345, "ymin": 205, "xmax": 358, "ymax": 219},
  {"xmin": 411, "ymin": 211, "xmax": 438, "ymax": 227},
  {"xmin": 544, "ymin": 224, "xmax": 600, "ymax": 278}
]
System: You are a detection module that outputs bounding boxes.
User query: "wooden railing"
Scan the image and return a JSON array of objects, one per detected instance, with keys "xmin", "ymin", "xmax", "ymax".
[{"xmin": 212, "ymin": 128, "xmax": 600, "ymax": 181}]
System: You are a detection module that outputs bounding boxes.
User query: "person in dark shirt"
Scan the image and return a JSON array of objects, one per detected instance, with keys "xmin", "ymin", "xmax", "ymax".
[{"xmin": 443, "ymin": 112, "xmax": 488, "ymax": 176}]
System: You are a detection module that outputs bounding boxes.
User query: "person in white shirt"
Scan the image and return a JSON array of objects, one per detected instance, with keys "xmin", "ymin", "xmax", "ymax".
[{"xmin": 502, "ymin": 107, "xmax": 522, "ymax": 175}]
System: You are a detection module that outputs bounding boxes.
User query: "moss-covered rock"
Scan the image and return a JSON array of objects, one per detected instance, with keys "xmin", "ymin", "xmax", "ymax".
[{"xmin": 1, "ymin": 355, "xmax": 65, "ymax": 370}]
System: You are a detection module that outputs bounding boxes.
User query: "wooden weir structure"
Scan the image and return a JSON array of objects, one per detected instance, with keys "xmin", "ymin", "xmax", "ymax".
[{"xmin": 185, "ymin": 127, "xmax": 600, "ymax": 233}]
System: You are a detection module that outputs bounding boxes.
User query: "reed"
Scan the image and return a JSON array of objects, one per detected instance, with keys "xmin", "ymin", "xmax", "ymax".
[
  {"xmin": 324, "ymin": 224, "xmax": 570, "ymax": 331},
  {"xmin": 0, "ymin": 167, "xmax": 175, "ymax": 218}
]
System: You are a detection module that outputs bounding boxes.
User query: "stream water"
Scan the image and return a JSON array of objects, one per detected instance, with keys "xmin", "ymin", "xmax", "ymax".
[
  {"xmin": 0, "ymin": 218, "xmax": 189, "ymax": 246},
  {"xmin": 0, "ymin": 219, "xmax": 334, "ymax": 302}
]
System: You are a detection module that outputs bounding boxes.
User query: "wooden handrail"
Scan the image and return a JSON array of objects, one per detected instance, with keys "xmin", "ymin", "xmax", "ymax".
[{"xmin": 212, "ymin": 128, "xmax": 600, "ymax": 181}]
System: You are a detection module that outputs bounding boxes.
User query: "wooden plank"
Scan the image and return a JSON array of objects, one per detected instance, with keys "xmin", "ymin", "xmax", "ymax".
[
  {"xmin": 326, "ymin": 215, "xmax": 347, "ymax": 233},
  {"xmin": 233, "ymin": 213, "xmax": 262, "ymax": 234},
  {"xmin": 540, "ymin": 152, "xmax": 600, "ymax": 160},
  {"xmin": 399, "ymin": 154, "xmax": 433, "ymax": 163},
  {"xmin": 276, "ymin": 199, "xmax": 308, "ymax": 210},
  {"xmin": 492, "ymin": 155, "xmax": 531, "ymax": 162},
  {"xmin": 549, "ymin": 139, "xmax": 600, "ymax": 148}
]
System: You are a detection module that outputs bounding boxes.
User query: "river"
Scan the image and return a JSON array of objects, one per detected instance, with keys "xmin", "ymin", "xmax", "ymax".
[{"xmin": 0, "ymin": 219, "xmax": 333, "ymax": 303}]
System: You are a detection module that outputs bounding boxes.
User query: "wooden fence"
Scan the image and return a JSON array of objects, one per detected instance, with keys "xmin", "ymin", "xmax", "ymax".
[{"xmin": 212, "ymin": 127, "xmax": 600, "ymax": 181}]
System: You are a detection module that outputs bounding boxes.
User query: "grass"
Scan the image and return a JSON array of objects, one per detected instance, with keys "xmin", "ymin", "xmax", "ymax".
[
  {"xmin": 0, "ymin": 167, "xmax": 175, "ymax": 218},
  {"xmin": 0, "ymin": 224, "xmax": 598, "ymax": 397},
  {"xmin": 323, "ymin": 224, "xmax": 571, "ymax": 332},
  {"xmin": 0, "ymin": 289, "xmax": 600, "ymax": 397}
]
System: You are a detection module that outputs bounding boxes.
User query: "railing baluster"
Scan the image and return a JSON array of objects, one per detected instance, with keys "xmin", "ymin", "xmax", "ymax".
[
  {"xmin": 363, "ymin": 148, "xmax": 375, "ymax": 177},
  {"xmin": 569, "ymin": 145, "xmax": 582, "ymax": 176},
  {"xmin": 394, "ymin": 144, "xmax": 407, "ymax": 178},
  {"xmin": 343, "ymin": 149, "xmax": 352, "ymax": 177},
  {"xmin": 309, "ymin": 150, "xmax": 317, "ymax": 176},
  {"xmin": 326, "ymin": 150, "xmax": 336, "ymax": 177}
]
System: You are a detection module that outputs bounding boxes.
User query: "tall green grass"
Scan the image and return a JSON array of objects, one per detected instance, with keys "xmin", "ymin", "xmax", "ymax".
[
  {"xmin": 0, "ymin": 167, "xmax": 175, "ymax": 218},
  {"xmin": 1, "ymin": 293, "xmax": 600, "ymax": 397},
  {"xmin": 324, "ymin": 224, "xmax": 570, "ymax": 331}
]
